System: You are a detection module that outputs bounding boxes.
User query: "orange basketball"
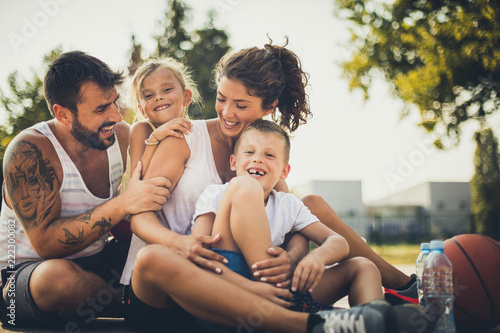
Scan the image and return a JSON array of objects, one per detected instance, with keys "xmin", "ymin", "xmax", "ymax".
[{"xmin": 444, "ymin": 234, "xmax": 500, "ymax": 331}]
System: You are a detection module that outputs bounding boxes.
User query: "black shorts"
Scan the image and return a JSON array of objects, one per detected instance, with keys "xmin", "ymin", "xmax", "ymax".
[
  {"xmin": 123, "ymin": 283, "xmax": 206, "ymax": 333},
  {"xmin": 0, "ymin": 237, "xmax": 129, "ymax": 328}
]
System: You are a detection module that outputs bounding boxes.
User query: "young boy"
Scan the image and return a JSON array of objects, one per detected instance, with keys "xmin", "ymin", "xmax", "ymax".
[{"xmin": 191, "ymin": 119, "xmax": 383, "ymax": 311}]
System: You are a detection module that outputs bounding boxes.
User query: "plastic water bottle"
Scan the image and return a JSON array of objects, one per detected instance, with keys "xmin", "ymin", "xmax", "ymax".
[
  {"xmin": 423, "ymin": 240, "xmax": 456, "ymax": 333},
  {"xmin": 415, "ymin": 242, "xmax": 431, "ymax": 305}
]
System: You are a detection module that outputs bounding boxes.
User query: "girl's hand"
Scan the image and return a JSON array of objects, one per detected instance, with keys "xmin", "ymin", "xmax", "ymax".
[
  {"xmin": 248, "ymin": 280, "xmax": 292, "ymax": 308},
  {"xmin": 251, "ymin": 247, "xmax": 293, "ymax": 288},
  {"xmin": 291, "ymin": 252, "xmax": 325, "ymax": 294},
  {"xmin": 169, "ymin": 233, "xmax": 227, "ymax": 274},
  {"xmin": 154, "ymin": 118, "xmax": 193, "ymax": 141}
]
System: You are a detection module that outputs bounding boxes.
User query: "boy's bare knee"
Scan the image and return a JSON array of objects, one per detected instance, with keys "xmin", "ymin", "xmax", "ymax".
[
  {"xmin": 349, "ymin": 256, "xmax": 381, "ymax": 277},
  {"xmin": 300, "ymin": 194, "xmax": 331, "ymax": 216},
  {"xmin": 226, "ymin": 176, "xmax": 263, "ymax": 200},
  {"xmin": 300, "ymin": 194, "xmax": 324, "ymax": 206}
]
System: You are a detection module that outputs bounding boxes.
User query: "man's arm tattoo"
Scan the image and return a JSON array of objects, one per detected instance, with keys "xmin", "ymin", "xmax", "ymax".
[
  {"xmin": 92, "ymin": 217, "xmax": 113, "ymax": 238},
  {"xmin": 58, "ymin": 227, "xmax": 85, "ymax": 247},
  {"xmin": 55, "ymin": 212, "xmax": 111, "ymax": 247},
  {"xmin": 76, "ymin": 209, "xmax": 94, "ymax": 224},
  {"xmin": 5, "ymin": 140, "xmax": 56, "ymax": 230}
]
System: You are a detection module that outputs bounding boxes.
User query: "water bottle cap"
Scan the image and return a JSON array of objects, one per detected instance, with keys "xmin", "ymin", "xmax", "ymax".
[
  {"xmin": 430, "ymin": 240, "xmax": 445, "ymax": 250},
  {"xmin": 420, "ymin": 242, "xmax": 430, "ymax": 250}
]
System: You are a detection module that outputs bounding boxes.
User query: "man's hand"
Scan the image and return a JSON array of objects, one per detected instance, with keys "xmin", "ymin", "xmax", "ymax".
[
  {"xmin": 252, "ymin": 246, "xmax": 294, "ymax": 288},
  {"xmin": 122, "ymin": 161, "xmax": 172, "ymax": 214}
]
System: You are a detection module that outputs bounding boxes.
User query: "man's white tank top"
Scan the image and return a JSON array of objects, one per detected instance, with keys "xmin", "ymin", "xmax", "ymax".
[
  {"xmin": 0, "ymin": 121, "xmax": 123, "ymax": 268},
  {"xmin": 120, "ymin": 120, "xmax": 222, "ymax": 284}
]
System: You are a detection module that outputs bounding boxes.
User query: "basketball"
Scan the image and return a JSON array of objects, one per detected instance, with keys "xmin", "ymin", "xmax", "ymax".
[{"xmin": 444, "ymin": 234, "xmax": 500, "ymax": 331}]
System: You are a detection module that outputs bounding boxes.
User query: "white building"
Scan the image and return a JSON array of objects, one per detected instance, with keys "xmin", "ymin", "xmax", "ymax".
[
  {"xmin": 292, "ymin": 180, "xmax": 365, "ymax": 217},
  {"xmin": 292, "ymin": 180, "xmax": 471, "ymax": 240},
  {"xmin": 369, "ymin": 182, "xmax": 471, "ymax": 215},
  {"xmin": 369, "ymin": 182, "xmax": 472, "ymax": 238}
]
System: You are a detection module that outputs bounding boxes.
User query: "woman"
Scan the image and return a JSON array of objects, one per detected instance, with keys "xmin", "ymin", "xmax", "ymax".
[{"xmin": 121, "ymin": 39, "xmax": 420, "ymax": 333}]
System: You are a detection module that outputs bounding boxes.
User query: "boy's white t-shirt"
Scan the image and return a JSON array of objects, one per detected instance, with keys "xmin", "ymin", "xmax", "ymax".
[{"xmin": 192, "ymin": 183, "xmax": 319, "ymax": 247}]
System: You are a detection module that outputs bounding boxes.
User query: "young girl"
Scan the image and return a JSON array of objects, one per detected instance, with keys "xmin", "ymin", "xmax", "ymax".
[
  {"xmin": 126, "ymin": 56, "xmax": 201, "ymax": 177},
  {"xmin": 112, "ymin": 57, "xmax": 201, "ymax": 239}
]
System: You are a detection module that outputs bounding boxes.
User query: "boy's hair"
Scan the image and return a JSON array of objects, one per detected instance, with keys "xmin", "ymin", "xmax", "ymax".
[
  {"xmin": 128, "ymin": 57, "xmax": 201, "ymax": 120},
  {"xmin": 235, "ymin": 119, "xmax": 291, "ymax": 163},
  {"xmin": 44, "ymin": 51, "xmax": 124, "ymax": 117}
]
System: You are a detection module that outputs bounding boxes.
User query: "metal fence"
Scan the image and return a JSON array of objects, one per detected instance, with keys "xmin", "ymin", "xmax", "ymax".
[{"xmin": 341, "ymin": 214, "xmax": 475, "ymax": 244}]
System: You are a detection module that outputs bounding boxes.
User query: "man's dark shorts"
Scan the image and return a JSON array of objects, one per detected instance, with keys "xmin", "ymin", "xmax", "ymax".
[{"xmin": 0, "ymin": 237, "xmax": 129, "ymax": 328}]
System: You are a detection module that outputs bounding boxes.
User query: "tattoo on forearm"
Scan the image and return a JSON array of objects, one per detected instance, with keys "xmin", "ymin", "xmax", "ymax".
[
  {"xmin": 6, "ymin": 140, "xmax": 56, "ymax": 230},
  {"xmin": 55, "ymin": 214, "xmax": 111, "ymax": 248},
  {"xmin": 77, "ymin": 209, "xmax": 94, "ymax": 224},
  {"xmin": 58, "ymin": 227, "xmax": 84, "ymax": 247},
  {"xmin": 92, "ymin": 217, "xmax": 113, "ymax": 237}
]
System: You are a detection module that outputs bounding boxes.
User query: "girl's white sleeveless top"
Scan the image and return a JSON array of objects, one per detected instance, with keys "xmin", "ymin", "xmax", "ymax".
[{"xmin": 120, "ymin": 120, "xmax": 222, "ymax": 284}]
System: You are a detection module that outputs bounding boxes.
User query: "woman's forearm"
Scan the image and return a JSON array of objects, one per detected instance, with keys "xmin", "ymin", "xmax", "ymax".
[{"xmin": 130, "ymin": 211, "xmax": 175, "ymax": 246}]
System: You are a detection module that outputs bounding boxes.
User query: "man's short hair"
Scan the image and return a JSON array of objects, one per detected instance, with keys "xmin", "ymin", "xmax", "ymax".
[{"xmin": 43, "ymin": 51, "xmax": 124, "ymax": 116}]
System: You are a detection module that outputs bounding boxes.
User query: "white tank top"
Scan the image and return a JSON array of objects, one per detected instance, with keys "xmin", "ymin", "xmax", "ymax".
[
  {"xmin": 0, "ymin": 122, "xmax": 124, "ymax": 268},
  {"xmin": 120, "ymin": 120, "xmax": 222, "ymax": 284}
]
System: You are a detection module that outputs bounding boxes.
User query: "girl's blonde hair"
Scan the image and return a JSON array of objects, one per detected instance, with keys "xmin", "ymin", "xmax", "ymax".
[{"xmin": 127, "ymin": 56, "xmax": 202, "ymax": 120}]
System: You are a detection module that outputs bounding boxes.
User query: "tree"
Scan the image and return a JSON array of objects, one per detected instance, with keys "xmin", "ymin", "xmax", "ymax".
[
  {"xmin": 128, "ymin": 35, "xmax": 144, "ymax": 77},
  {"xmin": 154, "ymin": 0, "xmax": 192, "ymax": 60},
  {"xmin": 152, "ymin": 0, "xmax": 230, "ymax": 119},
  {"xmin": 0, "ymin": 47, "xmax": 62, "ymax": 190},
  {"xmin": 187, "ymin": 13, "xmax": 230, "ymax": 119},
  {"xmin": 470, "ymin": 128, "xmax": 500, "ymax": 240},
  {"xmin": 334, "ymin": 0, "xmax": 500, "ymax": 149}
]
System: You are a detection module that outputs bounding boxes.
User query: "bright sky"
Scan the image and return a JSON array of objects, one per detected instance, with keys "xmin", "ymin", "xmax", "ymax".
[{"xmin": 1, "ymin": 0, "xmax": 494, "ymax": 203}]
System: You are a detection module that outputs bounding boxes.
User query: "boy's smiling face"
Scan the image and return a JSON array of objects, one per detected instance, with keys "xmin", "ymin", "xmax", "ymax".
[{"xmin": 230, "ymin": 128, "xmax": 290, "ymax": 195}]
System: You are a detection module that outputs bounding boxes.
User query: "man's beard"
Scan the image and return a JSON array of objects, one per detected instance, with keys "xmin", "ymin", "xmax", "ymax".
[{"xmin": 70, "ymin": 116, "xmax": 115, "ymax": 151}]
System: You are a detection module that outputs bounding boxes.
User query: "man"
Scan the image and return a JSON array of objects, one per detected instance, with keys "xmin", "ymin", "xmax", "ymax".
[{"xmin": 0, "ymin": 51, "xmax": 171, "ymax": 328}]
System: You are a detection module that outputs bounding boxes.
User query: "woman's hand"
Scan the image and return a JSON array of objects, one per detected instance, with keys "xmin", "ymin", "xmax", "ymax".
[
  {"xmin": 153, "ymin": 118, "xmax": 192, "ymax": 141},
  {"xmin": 169, "ymin": 233, "xmax": 227, "ymax": 274},
  {"xmin": 251, "ymin": 246, "xmax": 294, "ymax": 288},
  {"xmin": 247, "ymin": 280, "xmax": 293, "ymax": 308},
  {"xmin": 291, "ymin": 252, "xmax": 325, "ymax": 294}
]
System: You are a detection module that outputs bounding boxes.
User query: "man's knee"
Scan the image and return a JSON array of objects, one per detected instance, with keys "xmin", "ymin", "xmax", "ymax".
[
  {"xmin": 30, "ymin": 259, "xmax": 101, "ymax": 311},
  {"xmin": 31, "ymin": 259, "xmax": 83, "ymax": 292}
]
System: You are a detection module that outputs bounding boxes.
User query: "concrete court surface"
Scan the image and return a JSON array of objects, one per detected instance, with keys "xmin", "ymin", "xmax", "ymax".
[{"xmin": 1, "ymin": 265, "xmax": 499, "ymax": 332}]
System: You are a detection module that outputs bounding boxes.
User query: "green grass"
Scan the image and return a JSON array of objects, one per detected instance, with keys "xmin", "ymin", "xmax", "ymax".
[
  {"xmin": 370, "ymin": 244, "xmax": 421, "ymax": 265},
  {"xmin": 310, "ymin": 242, "xmax": 421, "ymax": 265}
]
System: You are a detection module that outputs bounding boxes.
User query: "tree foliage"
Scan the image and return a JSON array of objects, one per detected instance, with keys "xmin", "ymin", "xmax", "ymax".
[
  {"xmin": 152, "ymin": 1, "xmax": 230, "ymax": 119},
  {"xmin": 0, "ymin": 47, "xmax": 62, "ymax": 189},
  {"xmin": 470, "ymin": 128, "xmax": 500, "ymax": 240},
  {"xmin": 0, "ymin": 1, "xmax": 231, "ymax": 188},
  {"xmin": 334, "ymin": 0, "xmax": 500, "ymax": 149}
]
